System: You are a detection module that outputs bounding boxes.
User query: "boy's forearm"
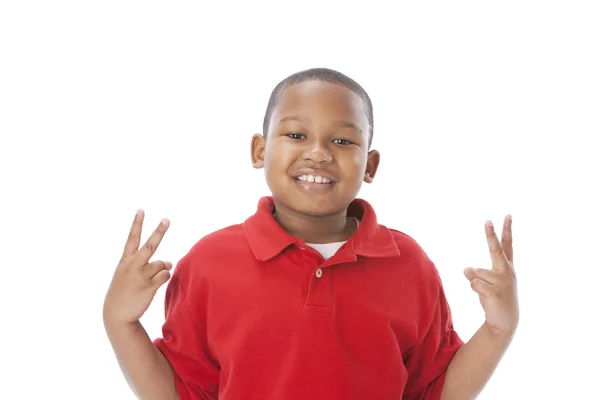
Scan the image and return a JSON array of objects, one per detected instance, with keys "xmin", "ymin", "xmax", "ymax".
[
  {"xmin": 104, "ymin": 317, "xmax": 179, "ymax": 400},
  {"xmin": 440, "ymin": 323, "xmax": 514, "ymax": 400}
]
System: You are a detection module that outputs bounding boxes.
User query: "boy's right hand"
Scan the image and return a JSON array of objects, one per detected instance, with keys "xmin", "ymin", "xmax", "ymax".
[{"xmin": 103, "ymin": 209, "xmax": 172, "ymax": 324}]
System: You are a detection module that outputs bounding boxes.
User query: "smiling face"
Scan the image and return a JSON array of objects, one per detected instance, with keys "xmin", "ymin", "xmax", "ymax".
[{"xmin": 251, "ymin": 80, "xmax": 380, "ymax": 217}]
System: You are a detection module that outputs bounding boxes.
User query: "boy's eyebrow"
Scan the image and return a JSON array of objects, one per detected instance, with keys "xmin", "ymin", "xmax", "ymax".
[
  {"xmin": 336, "ymin": 120, "xmax": 363, "ymax": 134},
  {"xmin": 279, "ymin": 115, "xmax": 310, "ymax": 124},
  {"xmin": 279, "ymin": 116, "xmax": 363, "ymax": 134}
]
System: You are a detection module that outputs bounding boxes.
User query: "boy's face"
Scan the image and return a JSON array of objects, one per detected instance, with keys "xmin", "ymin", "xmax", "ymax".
[{"xmin": 251, "ymin": 80, "xmax": 380, "ymax": 216}]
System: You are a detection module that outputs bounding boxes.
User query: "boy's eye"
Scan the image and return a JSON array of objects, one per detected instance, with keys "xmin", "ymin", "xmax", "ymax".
[
  {"xmin": 285, "ymin": 133, "xmax": 305, "ymax": 140},
  {"xmin": 333, "ymin": 138, "xmax": 352, "ymax": 145}
]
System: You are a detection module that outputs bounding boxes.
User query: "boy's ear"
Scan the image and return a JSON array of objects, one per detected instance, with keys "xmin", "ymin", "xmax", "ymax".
[
  {"xmin": 251, "ymin": 134, "xmax": 266, "ymax": 169},
  {"xmin": 364, "ymin": 149, "xmax": 380, "ymax": 183}
]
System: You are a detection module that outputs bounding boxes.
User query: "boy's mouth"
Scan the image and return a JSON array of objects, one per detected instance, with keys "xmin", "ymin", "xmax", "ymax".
[
  {"xmin": 294, "ymin": 174, "xmax": 334, "ymax": 184},
  {"xmin": 292, "ymin": 172, "xmax": 337, "ymax": 194}
]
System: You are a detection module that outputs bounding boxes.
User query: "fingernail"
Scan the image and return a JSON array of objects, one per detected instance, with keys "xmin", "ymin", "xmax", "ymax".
[{"xmin": 161, "ymin": 218, "xmax": 170, "ymax": 225}]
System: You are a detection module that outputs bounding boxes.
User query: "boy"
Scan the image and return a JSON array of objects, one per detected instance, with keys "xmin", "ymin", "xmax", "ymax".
[{"xmin": 104, "ymin": 68, "xmax": 519, "ymax": 400}]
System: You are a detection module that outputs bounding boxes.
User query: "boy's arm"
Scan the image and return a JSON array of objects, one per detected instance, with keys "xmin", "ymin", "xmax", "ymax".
[
  {"xmin": 104, "ymin": 211, "xmax": 219, "ymax": 400},
  {"xmin": 442, "ymin": 217, "xmax": 519, "ymax": 400},
  {"xmin": 103, "ymin": 212, "xmax": 179, "ymax": 400},
  {"xmin": 104, "ymin": 318, "xmax": 179, "ymax": 400},
  {"xmin": 440, "ymin": 324, "xmax": 514, "ymax": 400}
]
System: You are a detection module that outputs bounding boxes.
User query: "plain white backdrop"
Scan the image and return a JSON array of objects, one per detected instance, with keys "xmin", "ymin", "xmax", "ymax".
[{"xmin": 1, "ymin": 1, "xmax": 599, "ymax": 399}]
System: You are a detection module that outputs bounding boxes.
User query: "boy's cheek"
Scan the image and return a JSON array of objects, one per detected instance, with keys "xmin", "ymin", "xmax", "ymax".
[{"xmin": 350, "ymin": 151, "xmax": 367, "ymax": 167}]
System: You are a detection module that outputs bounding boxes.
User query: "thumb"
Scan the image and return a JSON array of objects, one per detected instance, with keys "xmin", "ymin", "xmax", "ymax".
[{"xmin": 463, "ymin": 267, "xmax": 477, "ymax": 281}]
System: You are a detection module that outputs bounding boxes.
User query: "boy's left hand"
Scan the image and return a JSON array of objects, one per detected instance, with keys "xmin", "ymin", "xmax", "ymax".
[{"xmin": 464, "ymin": 215, "xmax": 519, "ymax": 337}]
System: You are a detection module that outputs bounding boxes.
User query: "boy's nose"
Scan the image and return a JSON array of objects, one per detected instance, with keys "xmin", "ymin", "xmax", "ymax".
[{"xmin": 303, "ymin": 145, "xmax": 333, "ymax": 163}]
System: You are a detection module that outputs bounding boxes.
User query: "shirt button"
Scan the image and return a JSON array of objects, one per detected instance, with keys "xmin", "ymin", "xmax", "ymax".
[{"xmin": 315, "ymin": 268, "xmax": 323, "ymax": 278}]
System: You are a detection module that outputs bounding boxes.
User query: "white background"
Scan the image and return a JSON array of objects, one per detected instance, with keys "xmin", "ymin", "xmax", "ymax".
[{"xmin": 1, "ymin": 1, "xmax": 599, "ymax": 399}]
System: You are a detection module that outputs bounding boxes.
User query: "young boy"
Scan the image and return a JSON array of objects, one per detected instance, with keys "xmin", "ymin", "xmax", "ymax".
[{"xmin": 104, "ymin": 68, "xmax": 519, "ymax": 400}]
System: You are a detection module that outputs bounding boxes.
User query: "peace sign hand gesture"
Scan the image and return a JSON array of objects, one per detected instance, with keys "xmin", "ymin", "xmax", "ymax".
[
  {"xmin": 103, "ymin": 210, "xmax": 172, "ymax": 324},
  {"xmin": 464, "ymin": 216, "xmax": 519, "ymax": 337}
]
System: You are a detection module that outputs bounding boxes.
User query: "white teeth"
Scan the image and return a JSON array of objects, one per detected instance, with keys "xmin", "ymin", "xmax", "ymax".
[{"xmin": 296, "ymin": 174, "xmax": 332, "ymax": 184}]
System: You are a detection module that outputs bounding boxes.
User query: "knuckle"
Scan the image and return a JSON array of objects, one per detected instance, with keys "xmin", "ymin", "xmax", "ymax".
[
  {"xmin": 160, "ymin": 271, "xmax": 171, "ymax": 283},
  {"xmin": 150, "ymin": 273, "xmax": 162, "ymax": 287},
  {"xmin": 144, "ymin": 261, "xmax": 156, "ymax": 274},
  {"xmin": 143, "ymin": 241, "xmax": 154, "ymax": 252},
  {"xmin": 154, "ymin": 260, "xmax": 165, "ymax": 269}
]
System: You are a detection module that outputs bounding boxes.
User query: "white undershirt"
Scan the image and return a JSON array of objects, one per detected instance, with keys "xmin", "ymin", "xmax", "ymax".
[
  {"xmin": 305, "ymin": 218, "xmax": 360, "ymax": 260},
  {"xmin": 305, "ymin": 241, "xmax": 347, "ymax": 260}
]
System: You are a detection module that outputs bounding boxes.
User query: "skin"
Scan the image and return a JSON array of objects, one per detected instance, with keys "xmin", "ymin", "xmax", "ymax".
[
  {"xmin": 103, "ymin": 79, "xmax": 519, "ymax": 400},
  {"xmin": 102, "ymin": 80, "xmax": 382, "ymax": 400},
  {"xmin": 251, "ymin": 80, "xmax": 380, "ymax": 244},
  {"xmin": 103, "ymin": 211, "xmax": 178, "ymax": 400},
  {"xmin": 441, "ymin": 216, "xmax": 519, "ymax": 400},
  {"xmin": 250, "ymin": 80, "xmax": 520, "ymax": 398}
]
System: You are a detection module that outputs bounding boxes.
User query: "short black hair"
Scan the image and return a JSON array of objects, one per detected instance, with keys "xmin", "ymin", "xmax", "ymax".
[{"xmin": 262, "ymin": 67, "xmax": 374, "ymax": 148}]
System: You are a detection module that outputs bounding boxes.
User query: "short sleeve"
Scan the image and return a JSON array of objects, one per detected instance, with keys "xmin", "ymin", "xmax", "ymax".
[
  {"xmin": 402, "ymin": 269, "xmax": 463, "ymax": 399},
  {"xmin": 153, "ymin": 253, "xmax": 220, "ymax": 400}
]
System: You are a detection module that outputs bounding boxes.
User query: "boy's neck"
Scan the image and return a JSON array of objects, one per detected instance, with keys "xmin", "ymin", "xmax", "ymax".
[{"xmin": 272, "ymin": 201, "xmax": 356, "ymax": 244}]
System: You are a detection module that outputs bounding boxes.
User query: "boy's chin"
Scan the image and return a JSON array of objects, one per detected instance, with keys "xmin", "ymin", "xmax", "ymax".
[{"xmin": 275, "ymin": 194, "xmax": 352, "ymax": 217}]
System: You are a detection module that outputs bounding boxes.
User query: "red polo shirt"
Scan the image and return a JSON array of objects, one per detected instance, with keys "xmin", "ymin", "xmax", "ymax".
[{"xmin": 154, "ymin": 197, "xmax": 463, "ymax": 400}]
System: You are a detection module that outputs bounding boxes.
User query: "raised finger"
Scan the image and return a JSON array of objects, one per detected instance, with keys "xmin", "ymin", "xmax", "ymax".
[
  {"xmin": 137, "ymin": 218, "xmax": 170, "ymax": 264},
  {"xmin": 122, "ymin": 209, "xmax": 144, "ymax": 260},
  {"xmin": 144, "ymin": 260, "xmax": 173, "ymax": 279},
  {"xmin": 501, "ymin": 215, "xmax": 514, "ymax": 263},
  {"xmin": 485, "ymin": 220, "xmax": 509, "ymax": 271}
]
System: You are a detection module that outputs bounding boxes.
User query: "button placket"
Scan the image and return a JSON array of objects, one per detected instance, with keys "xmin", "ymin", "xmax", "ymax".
[{"xmin": 304, "ymin": 261, "xmax": 332, "ymax": 312}]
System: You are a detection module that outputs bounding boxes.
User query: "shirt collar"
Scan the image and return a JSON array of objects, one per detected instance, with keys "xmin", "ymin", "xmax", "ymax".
[{"xmin": 243, "ymin": 196, "xmax": 401, "ymax": 261}]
